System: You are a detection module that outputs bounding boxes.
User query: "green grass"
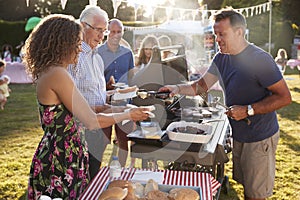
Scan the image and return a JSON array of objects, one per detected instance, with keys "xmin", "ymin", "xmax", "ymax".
[{"xmin": 0, "ymin": 69, "xmax": 299, "ymax": 200}]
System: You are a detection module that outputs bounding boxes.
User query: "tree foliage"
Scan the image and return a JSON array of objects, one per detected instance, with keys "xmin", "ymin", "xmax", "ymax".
[
  {"xmin": 0, "ymin": 0, "xmax": 38, "ymax": 21},
  {"xmin": 281, "ymin": 0, "xmax": 300, "ymax": 35}
]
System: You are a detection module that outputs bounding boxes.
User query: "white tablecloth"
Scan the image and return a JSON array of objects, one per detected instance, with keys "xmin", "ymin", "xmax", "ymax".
[
  {"xmin": 3, "ymin": 62, "xmax": 32, "ymax": 83},
  {"xmin": 79, "ymin": 167, "xmax": 221, "ymax": 200}
]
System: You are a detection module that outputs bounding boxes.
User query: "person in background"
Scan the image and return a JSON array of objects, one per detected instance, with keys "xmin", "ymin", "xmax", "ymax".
[
  {"xmin": 275, "ymin": 48, "xmax": 288, "ymax": 74},
  {"xmin": 24, "ymin": 14, "xmax": 149, "ymax": 200},
  {"xmin": 0, "ymin": 60, "xmax": 9, "ymax": 110},
  {"xmin": 133, "ymin": 35, "xmax": 159, "ymax": 74},
  {"xmin": 158, "ymin": 35, "xmax": 175, "ymax": 59},
  {"xmin": 1, "ymin": 44, "xmax": 13, "ymax": 62},
  {"xmin": 98, "ymin": 18, "xmax": 135, "ymax": 167},
  {"xmin": 159, "ymin": 8, "xmax": 291, "ymax": 200},
  {"xmin": 0, "ymin": 75, "xmax": 11, "ymax": 110}
]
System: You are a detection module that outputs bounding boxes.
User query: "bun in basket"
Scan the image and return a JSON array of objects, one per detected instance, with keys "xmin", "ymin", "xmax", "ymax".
[
  {"xmin": 98, "ymin": 187, "xmax": 128, "ymax": 200},
  {"xmin": 145, "ymin": 190, "xmax": 169, "ymax": 200},
  {"xmin": 108, "ymin": 180, "xmax": 137, "ymax": 200},
  {"xmin": 132, "ymin": 182, "xmax": 144, "ymax": 198},
  {"xmin": 116, "ymin": 86, "xmax": 138, "ymax": 93},
  {"xmin": 168, "ymin": 188, "xmax": 200, "ymax": 200},
  {"xmin": 144, "ymin": 179, "xmax": 159, "ymax": 194}
]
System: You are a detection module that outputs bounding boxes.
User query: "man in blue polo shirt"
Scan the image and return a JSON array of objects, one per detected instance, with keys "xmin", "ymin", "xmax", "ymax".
[{"xmin": 98, "ymin": 18, "xmax": 135, "ymax": 166}]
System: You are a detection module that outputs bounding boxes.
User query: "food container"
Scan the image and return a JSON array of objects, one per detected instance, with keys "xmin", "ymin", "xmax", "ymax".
[
  {"xmin": 166, "ymin": 121, "xmax": 213, "ymax": 144},
  {"xmin": 140, "ymin": 121, "xmax": 162, "ymax": 139}
]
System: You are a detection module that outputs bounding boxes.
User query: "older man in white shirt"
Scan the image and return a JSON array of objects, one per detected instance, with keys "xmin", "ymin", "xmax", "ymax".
[{"xmin": 68, "ymin": 5, "xmax": 126, "ymax": 179}]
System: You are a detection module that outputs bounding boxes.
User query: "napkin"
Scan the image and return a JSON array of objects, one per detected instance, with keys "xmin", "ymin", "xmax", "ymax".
[{"xmin": 130, "ymin": 170, "xmax": 164, "ymax": 184}]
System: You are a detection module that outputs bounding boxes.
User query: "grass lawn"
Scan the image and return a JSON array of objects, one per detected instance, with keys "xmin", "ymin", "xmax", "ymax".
[{"xmin": 0, "ymin": 69, "xmax": 299, "ymax": 200}]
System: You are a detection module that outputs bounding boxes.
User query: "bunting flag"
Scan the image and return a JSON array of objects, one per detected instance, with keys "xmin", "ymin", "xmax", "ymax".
[
  {"xmin": 112, "ymin": 0, "xmax": 122, "ymax": 17},
  {"xmin": 25, "ymin": 0, "xmax": 271, "ymax": 20},
  {"xmin": 60, "ymin": 0, "xmax": 67, "ymax": 10},
  {"xmin": 118, "ymin": 0, "xmax": 271, "ymax": 21},
  {"xmin": 89, "ymin": 0, "xmax": 98, "ymax": 6}
]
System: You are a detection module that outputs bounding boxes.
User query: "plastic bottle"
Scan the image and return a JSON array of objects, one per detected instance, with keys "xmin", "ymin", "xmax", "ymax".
[{"xmin": 109, "ymin": 156, "xmax": 121, "ymax": 179}]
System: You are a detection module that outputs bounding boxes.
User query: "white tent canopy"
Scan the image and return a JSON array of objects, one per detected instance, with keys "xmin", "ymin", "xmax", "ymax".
[{"xmin": 133, "ymin": 20, "xmax": 205, "ymax": 35}]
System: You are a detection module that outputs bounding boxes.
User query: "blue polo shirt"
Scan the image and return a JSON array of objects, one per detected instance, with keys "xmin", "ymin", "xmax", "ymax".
[
  {"xmin": 208, "ymin": 44, "xmax": 283, "ymax": 143},
  {"xmin": 98, "ymin": 42, "xmax": 134, "ymax": 84}
]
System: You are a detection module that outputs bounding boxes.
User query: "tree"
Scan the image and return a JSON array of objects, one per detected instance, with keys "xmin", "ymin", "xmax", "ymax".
[
  {"xmin": 203, "ymin": 0, "xmax": 224, "ymax": 10},
  {"xmin": 0, "ymin": 0, "xmax": 39, "ymax": 21},
  {"xmin": 281, "ymin": 0, "xmax": 300, "ymax": 35}
]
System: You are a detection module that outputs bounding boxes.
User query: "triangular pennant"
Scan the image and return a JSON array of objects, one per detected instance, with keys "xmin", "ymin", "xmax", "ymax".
[
  {"xmin": 26, "ymin": 0, "xmax": 29, "ymax": 7},
  {"xmin": 112, "ymin": 0, "xmax": 122, "ymax": 17},
  {"xmin": 192, "ymin": 10, "xmax": 198, "ymax": 21},
  {"xmin": 263, "ymin": 3, "xmax": 267, "ymax": 12},
  {"xmin": 61, "ymin": 0, "xmax": 67, "ymax": 10},
  {"xmin": 267, "ymin": 2, "xmax": 271, "ymax": 11},
  {"xmin": 89, "ymin": 0, "xmax": 97, "ymax": 6},
  {"xmin": 166, "ymin": 7, "xmax": 172, "ymax": 21},
  {"xmin": 251, "ymin": 7, "xmax": 255, "ymax": 16}
]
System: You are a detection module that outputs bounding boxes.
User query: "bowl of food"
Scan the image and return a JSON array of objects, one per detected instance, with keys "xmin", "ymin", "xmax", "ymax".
[{"xmin": 166, "ymin": 121, "xmax": 213, "ymax": 143}]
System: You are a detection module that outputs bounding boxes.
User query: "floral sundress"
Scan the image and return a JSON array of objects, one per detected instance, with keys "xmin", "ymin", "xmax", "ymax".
[{"xmin": 27, "ymin": 103, "xmax": 90, "ymax": 200}]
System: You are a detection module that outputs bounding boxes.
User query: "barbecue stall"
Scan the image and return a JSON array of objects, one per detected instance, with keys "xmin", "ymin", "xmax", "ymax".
[{"xmin": 128, "ymin": 45, "xmax": 232, "ymax": 198}]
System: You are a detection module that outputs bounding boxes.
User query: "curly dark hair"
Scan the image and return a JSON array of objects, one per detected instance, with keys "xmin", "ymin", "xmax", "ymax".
[{"xmin": 23, "ymin": 14, "xmax": 82, "ymax": 81}]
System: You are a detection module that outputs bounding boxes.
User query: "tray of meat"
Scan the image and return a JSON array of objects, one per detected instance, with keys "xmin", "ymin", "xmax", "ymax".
[{"xmin": 166, "ymin": 121, "xmax": 213, "ymax": 144}]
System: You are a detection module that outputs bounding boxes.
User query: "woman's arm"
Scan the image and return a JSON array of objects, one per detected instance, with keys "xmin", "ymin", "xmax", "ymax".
[{"xmin": 49, "ymin": 68, "xmax": 149, "ymax": 130}]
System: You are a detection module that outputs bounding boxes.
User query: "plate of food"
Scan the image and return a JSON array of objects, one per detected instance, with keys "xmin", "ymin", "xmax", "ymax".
[
  {"xmin": 166, "ymin": 121, "xmax": 213, "ymax": 144},
  {"xmin": 112, "ymin": 82, "xmax": 127, "ymax": 88},
  {"xmin": 113, "ymin": 86, "xmax": 138, "ymax": 100}
]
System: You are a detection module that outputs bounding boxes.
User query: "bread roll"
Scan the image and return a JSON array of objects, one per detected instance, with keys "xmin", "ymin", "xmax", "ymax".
[
  {"xmin": 108, "ymin": 180, "xmax": 137, "ymax": 200},
  {"xmin": 168, "ymin": 188, "xmax": 200, "ymax": 200},
  {"xmin": 133, "ymin": 182, "xmax": 144, "ymax": 198},
  {"xmin": 98, "ymin": 187, "xmax": 128, "ymax": 200},
  {"xmin": 116, "ymin": 86, "xmax": 137, "ymax": 93},
  {"xmin": 144, "ymin": 179, "xmax": 159, "ymax": 194},
  {"xmin": 145, "ymin": 190, "xmax": 169, "ymax": 200}
]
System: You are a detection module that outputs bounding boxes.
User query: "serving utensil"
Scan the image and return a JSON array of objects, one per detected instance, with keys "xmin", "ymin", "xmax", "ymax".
[{"xmin": 198, "ymin": 93, "xmax": 251, "ymax": 125}]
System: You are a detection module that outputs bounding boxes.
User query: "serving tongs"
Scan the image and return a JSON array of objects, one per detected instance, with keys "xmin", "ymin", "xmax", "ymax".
[
  {"xmin": 199, "ymin": 93, "xmax": 251, "ymax": 125},
  {"xmin": 166, "ymin": 95, "xmax": 185, "ymax": 111},
  {"xmin": 137, "ymin": 90, "xmax": 171, "ymax": 100}
]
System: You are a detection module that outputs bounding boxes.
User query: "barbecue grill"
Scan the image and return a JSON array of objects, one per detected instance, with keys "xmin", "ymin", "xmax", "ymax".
[
  {"xmin": 128, "ymin": 44, "xmax": 232, "ymax": 198},
  {"xmin": 130, "ymin": 44, "xmax": 197, "ymax": 129}
]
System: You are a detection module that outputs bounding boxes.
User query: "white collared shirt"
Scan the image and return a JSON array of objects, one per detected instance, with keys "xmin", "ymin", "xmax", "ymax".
[{"xmin": 68, "ymin": 42, "xmax": 106, "ymax": 107}]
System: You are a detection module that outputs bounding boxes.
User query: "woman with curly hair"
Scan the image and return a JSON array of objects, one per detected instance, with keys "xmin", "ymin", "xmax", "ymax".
[{"xmin": 24, "ymin": 14, "xmax": 149, "ymax": 200}]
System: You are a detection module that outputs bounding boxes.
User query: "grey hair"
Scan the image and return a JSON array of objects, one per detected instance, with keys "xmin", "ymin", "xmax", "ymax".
[{"xmin": 79, "ymin": 5, "xmax": 108, "ymax": 24}]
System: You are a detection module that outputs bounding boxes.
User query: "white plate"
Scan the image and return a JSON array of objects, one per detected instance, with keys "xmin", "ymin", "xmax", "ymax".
[
  {"xmin": 112, "ymin": 82, "xmax": 127, "ymax": 88},
  {"xmin": 166, "ymin": 121, "xmax": 213, "ymax": 144}
]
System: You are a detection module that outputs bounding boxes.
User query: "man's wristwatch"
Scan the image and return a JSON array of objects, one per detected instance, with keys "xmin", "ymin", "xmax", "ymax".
[{"xmin": 247, "ymin": 105, "xmax": 254, "ymax": 116}]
